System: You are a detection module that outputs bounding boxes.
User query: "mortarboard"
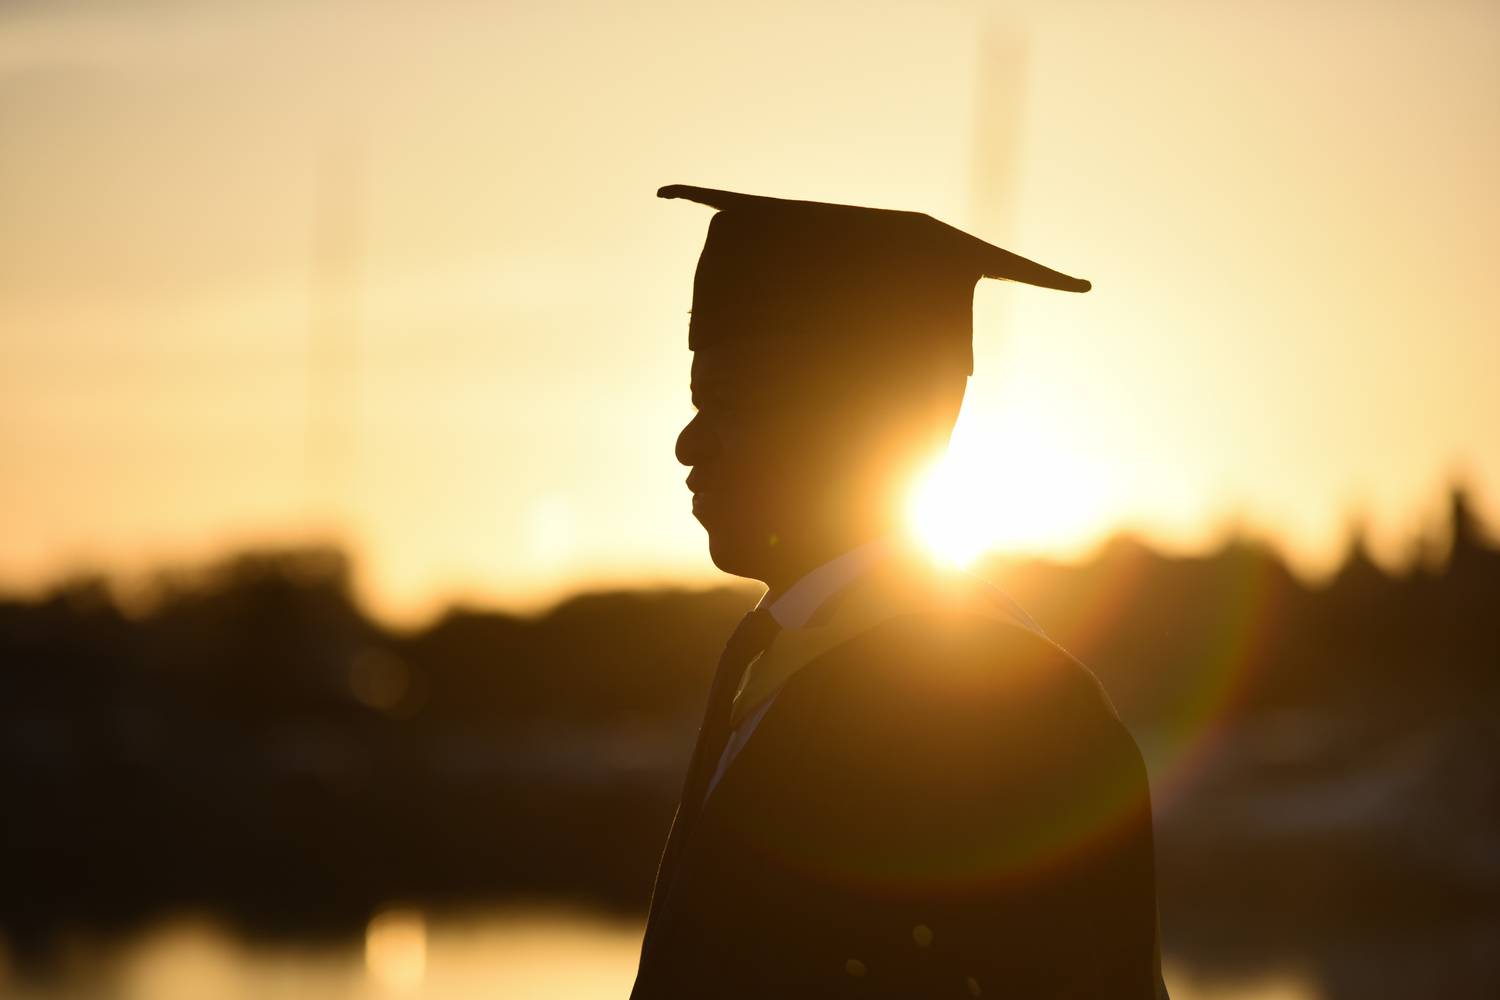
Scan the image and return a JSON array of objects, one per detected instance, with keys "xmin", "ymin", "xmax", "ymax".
[{"xmin": 659, "ymin": 184, "xmax": 1090, "ymax": 377}]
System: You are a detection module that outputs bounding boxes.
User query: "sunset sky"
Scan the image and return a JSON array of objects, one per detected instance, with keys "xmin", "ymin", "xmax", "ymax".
[{"xmin": 3, "ymin": 0, "xmax": 1497, "ymax": 623}]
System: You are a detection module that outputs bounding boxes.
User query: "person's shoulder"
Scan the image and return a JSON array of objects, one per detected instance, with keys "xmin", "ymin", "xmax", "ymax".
[
  {"xmin": 774, "ymin": 577, "xmax": 1153, "ymax": 896},
  {"xmin": 810, "ymin": 572, "xmax": 1123, "ymax": 741}
]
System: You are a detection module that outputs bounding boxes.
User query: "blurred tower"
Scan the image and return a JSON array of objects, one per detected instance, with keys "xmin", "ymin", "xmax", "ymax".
[
  {"xmin": 967, "ymin": 20, "xmax": 1029, "ymax": 372},
  {"xmin": 306, "ymin": 133, "xmax": 365, "ymax": 534},
  {"xmin": 970, "ymin": 23, "xmax": 1028, "ymax": 242}
]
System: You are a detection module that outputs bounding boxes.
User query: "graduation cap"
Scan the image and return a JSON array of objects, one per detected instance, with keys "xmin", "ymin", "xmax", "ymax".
[{"xmin": 659, "ymin": 184, "xmax": 1089, "ymax": 377}]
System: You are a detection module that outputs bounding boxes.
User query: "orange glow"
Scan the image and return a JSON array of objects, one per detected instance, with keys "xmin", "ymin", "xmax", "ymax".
[{"xmin": 1, "ymin": 0, "xmax": 1496, "ymax": 617}]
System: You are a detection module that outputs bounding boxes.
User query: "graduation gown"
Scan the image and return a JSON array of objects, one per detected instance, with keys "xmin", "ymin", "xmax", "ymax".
[{"xmin": 631, "ymin": 559, "xmax": 1165, "ymax": 999}]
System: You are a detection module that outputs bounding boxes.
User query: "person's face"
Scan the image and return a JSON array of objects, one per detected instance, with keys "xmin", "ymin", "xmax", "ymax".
[
  {"xmin": 676, "ymin": 337, "xmax": 959, "ymax": 583},
  {"xmin": 675, "ymin": 344, "xmax": 850, "ymax": 582}
]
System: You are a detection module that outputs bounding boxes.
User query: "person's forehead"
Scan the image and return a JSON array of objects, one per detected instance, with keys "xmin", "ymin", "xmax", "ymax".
[
  {"xmin": 690, "ymin": 343, "xmax": 779, "ymax": 389},
  {"xmin": 690, "ymin": 347, "xmax": 863, "ymax": 424}
]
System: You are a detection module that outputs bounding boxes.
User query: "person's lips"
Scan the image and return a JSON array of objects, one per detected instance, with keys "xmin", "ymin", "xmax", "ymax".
[
  {"xmin": 687, "ymin": 476, "xmax": 730, "ymax": 520},
  {"xmin": 689, "ymin": 484, "xmax": 727, "ymax": 522}
]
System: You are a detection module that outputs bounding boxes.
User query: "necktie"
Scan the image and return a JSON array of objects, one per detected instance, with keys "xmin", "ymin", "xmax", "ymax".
[
  {"xmin": 676, "ymin": 606, "xmax": 782, "ymax": 823},
  {"xmin": 641, "ymin": 606, "xmax": 781, "ymax": 954}
]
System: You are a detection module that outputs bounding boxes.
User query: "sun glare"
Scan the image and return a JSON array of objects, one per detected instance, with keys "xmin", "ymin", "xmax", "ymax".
[
  {"xmin": 907, "ymin": 429, "xmax": 1110, "ymax": 568},
  {"xmin": 909, "ymin": 454, "xmax": 992, "ymax": 567}
]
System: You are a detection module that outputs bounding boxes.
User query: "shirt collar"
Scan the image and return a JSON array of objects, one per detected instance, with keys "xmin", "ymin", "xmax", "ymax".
[{"xmin": 753, "ymin": 535, "xmax": 898, "ymax": 630}]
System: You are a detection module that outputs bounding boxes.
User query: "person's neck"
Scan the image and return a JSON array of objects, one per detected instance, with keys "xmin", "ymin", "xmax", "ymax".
[{"xmin": 759, "ymin": 528, "xmax": 895, "ymax": 604}]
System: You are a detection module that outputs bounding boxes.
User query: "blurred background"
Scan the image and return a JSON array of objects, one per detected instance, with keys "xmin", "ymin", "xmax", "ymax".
[{"xmin": 2, "ymin": 0, "xmax": 1496, "ymax": 997}]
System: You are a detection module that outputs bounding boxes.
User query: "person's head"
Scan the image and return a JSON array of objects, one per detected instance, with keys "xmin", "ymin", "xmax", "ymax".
[{"xmin": 660, "ymin": 184, "xmax": 1090, "ymax": 587}]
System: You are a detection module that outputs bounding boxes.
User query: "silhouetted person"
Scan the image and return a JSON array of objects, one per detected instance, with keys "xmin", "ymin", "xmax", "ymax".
[{"xmin": 631, "ymin": 185, "xmax": 1167, "ymax": 998}]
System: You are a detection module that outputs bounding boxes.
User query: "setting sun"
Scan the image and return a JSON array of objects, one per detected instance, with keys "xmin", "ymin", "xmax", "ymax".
[{"xmin": 908, "ymin": 417, "xmax": 1111, "ymax": 568}]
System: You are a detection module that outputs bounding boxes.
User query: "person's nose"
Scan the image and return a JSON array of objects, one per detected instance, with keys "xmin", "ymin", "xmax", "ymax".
[{"xmin": 676, "ymin": 413, "xmax": 714, "ymax": 468}]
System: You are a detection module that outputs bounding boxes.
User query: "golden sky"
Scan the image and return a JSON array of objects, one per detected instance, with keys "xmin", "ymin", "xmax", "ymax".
[{"xmin": 2, "ymin": 0, "xmax": 1497, "ymax": 623}]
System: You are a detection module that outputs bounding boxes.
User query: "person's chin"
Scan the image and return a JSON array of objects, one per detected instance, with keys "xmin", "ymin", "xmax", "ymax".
[{"xmin": 701, "ymin": 517, "xmax": 767, "ymax": 582}]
